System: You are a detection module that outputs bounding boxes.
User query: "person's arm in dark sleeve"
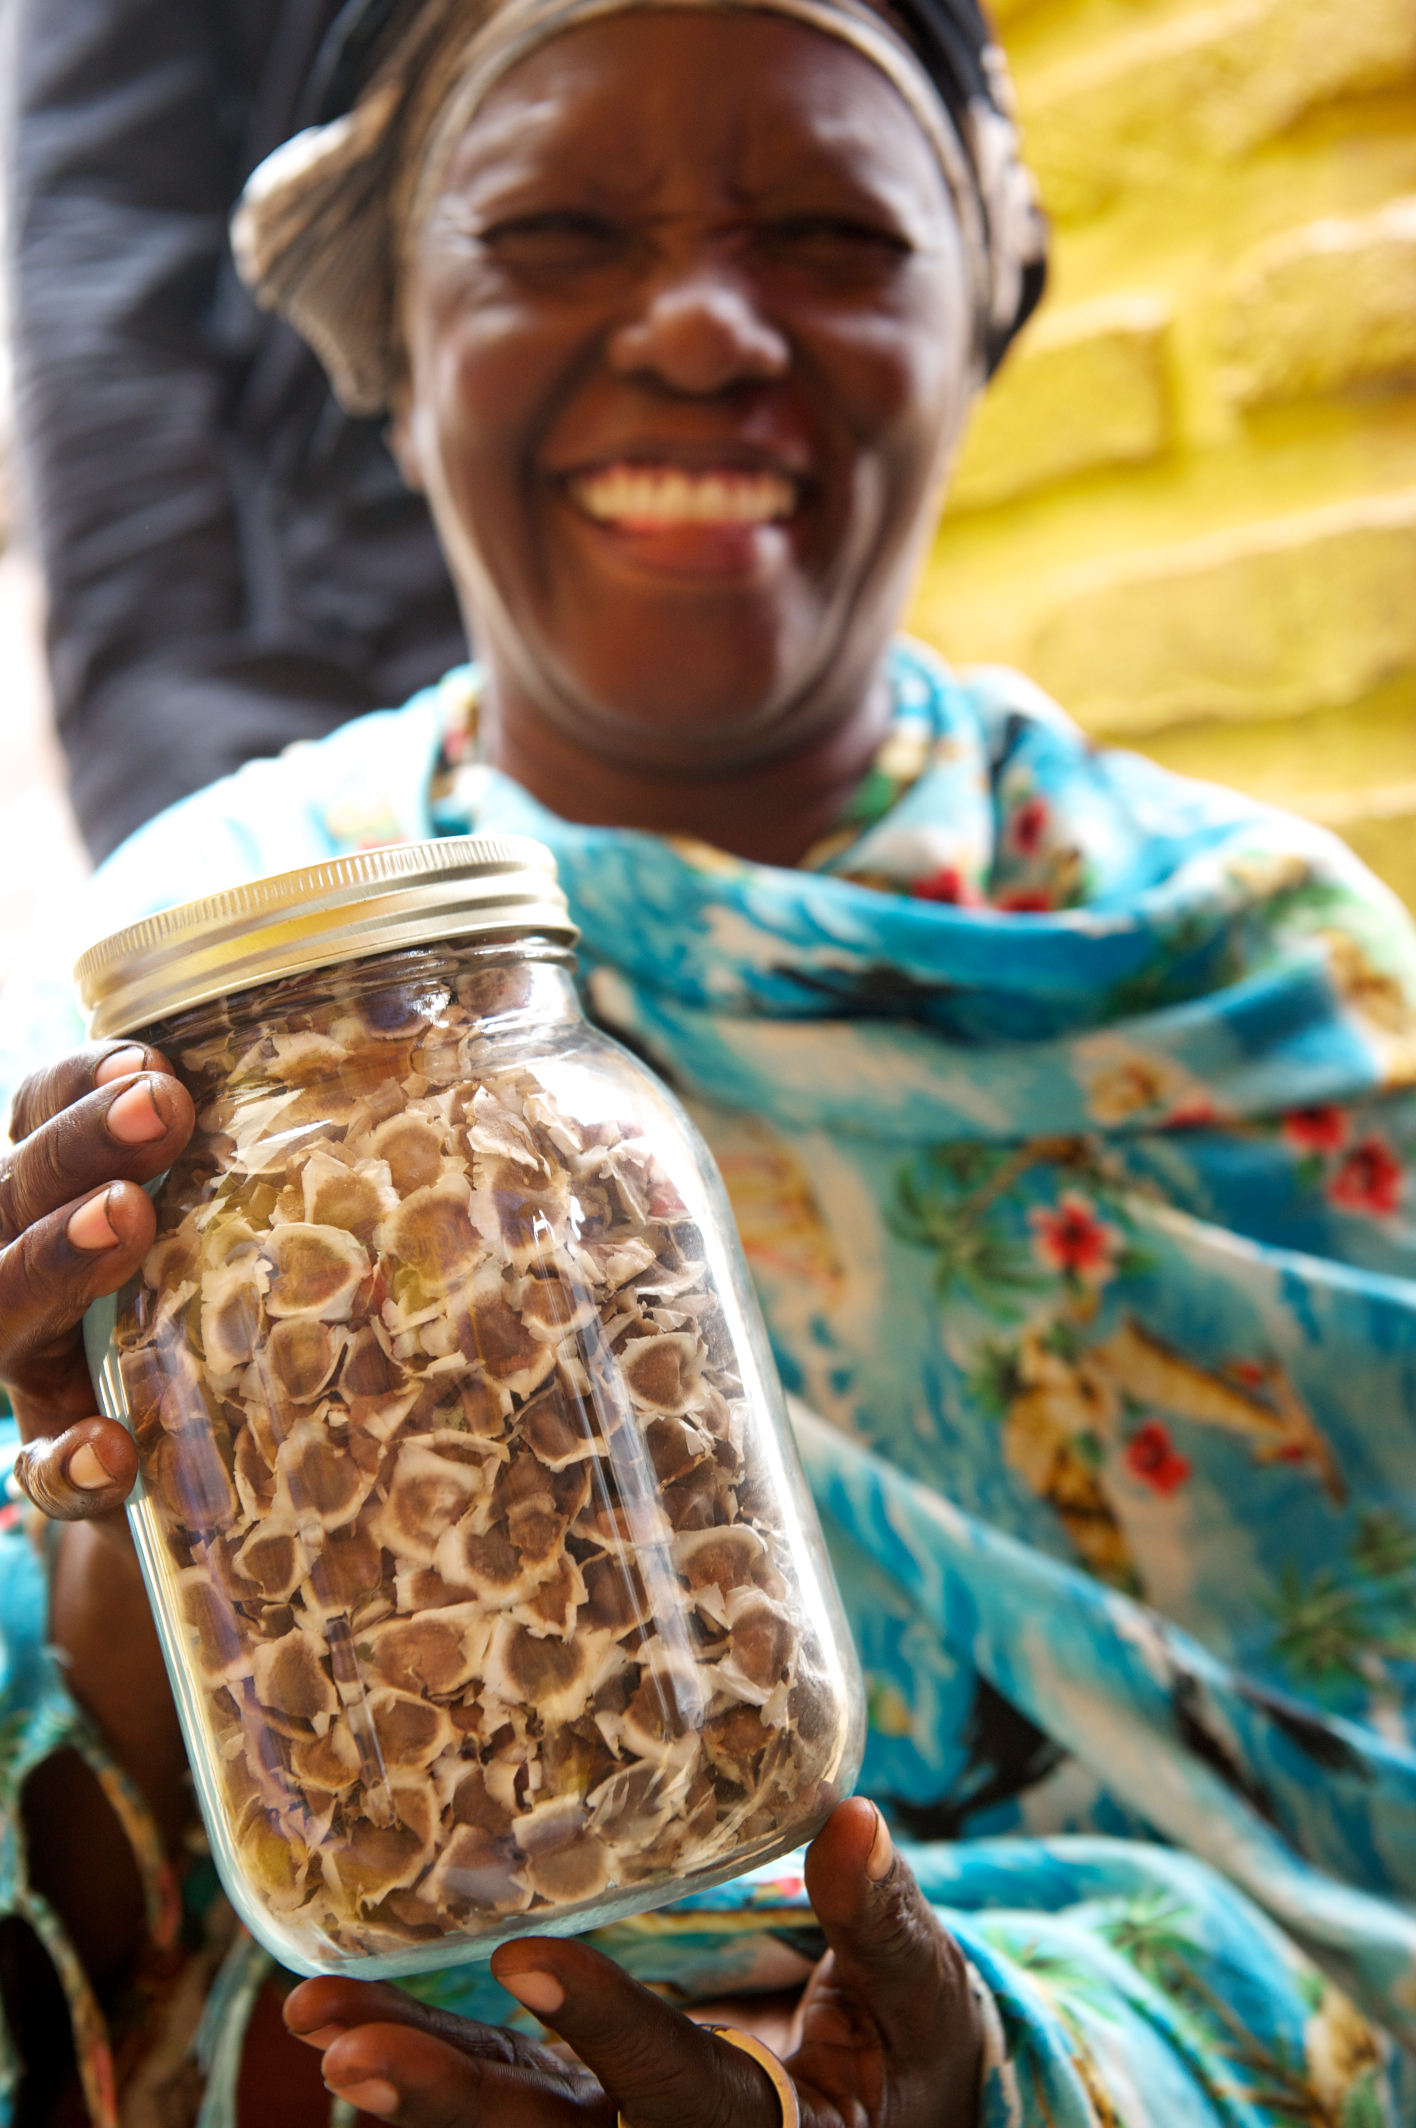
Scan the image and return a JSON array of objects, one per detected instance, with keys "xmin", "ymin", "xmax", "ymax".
[{"xmin": 6, "ymin": 0, "xmax": 465, "ymax": 862}]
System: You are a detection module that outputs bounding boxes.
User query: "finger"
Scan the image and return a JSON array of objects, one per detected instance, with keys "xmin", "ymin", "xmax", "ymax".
[
  {"xmin": 492, "ymin": 1938, "xmax": 783, "ymax": 2128},
  {"xmin": 316, "ymin": 2016, "xmax": 603, "ymax": 2128},
  {"xmin": 797, "ymin": 1800, "xmax": 979, "ymax": 2108},
  {"xmin": 0, "ymin": 1071, "xmax": 193, "ymax": 1246},
  {"xmin": 9, "ymin": 1042, "xmax": 177, "ymax": 1143},
  {"xmin": 0, "ymin": 1178, "xmax": 159, "ymax": 1388},
  {"xmin": 13, "ymin": 1416, "xmax": 139, "ymax": 1520},
  {"xmin": 287, "ymin": 1978, "xmax": 538, "ymax": 2069},
  {"xmin": 304, "ymin": 1991, "xmax": 600, "ymax": 2128}
]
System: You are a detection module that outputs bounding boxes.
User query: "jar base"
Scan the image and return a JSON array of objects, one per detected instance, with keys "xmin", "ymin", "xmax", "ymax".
[{"xmin": 228, "ymin": 1797, "xmax": 843, "ymax": 1980}]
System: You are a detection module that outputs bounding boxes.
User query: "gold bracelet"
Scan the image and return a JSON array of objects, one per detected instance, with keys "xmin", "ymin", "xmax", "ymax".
[{"xmin": 617, "ymin": 2025, "xmax": 800, "ymax": 2128}]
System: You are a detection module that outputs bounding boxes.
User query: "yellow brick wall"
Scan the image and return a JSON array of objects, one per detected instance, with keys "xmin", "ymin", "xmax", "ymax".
[{"xmin": 908, "ymin": 0, "xmax": 1416, "ymax": 902}]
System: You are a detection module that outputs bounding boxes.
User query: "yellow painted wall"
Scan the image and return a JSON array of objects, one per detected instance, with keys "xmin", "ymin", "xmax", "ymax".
[{"xmin": 909, "ymin": 0, "xmax": 1416, "ymax": 901}]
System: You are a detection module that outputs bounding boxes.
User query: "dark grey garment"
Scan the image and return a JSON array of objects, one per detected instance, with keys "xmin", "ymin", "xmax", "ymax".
[{"xmin": 7, "ymin": 0, "xmax": 466, "ymax": 861}]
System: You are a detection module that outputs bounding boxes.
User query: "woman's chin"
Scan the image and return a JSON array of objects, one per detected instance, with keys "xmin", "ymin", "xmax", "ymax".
[{"xmin": 539, "ymin": 621, "xmax": 832, "ymax": 771}]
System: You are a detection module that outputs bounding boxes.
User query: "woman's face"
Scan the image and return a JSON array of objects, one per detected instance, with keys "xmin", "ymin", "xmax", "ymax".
[{"xmin": 398, "ymin": 9, "xmax": 975, "ymax": 774}]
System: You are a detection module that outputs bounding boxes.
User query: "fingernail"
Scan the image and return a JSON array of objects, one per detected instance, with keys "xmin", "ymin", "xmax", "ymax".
[
  {"xmin": 69, "ymin": 1441, "xmax": 120, "ymax": 1492},
  {"xmin": 866, "ymin": 1805, "xmax": 895, "ymax": 1883},
  {"xmin": 497, "ymin": 1966, "xmax": 565, "ymax": 2016},
  {"xmin": 295, "ymin": 2023, "xmax": 348, "ymax": 2051},
  {"xmin": 67, "ymin": 1190, "xmax": 119, "ymax": 1251},
  {"xmin": 323, "ymin": 2075, "xmax": 398, "ymax": 2117},
  {"xmin": 95, "ymin": 1046, "xmax": 147, "ymax": 1086},
  {"xmin": 107, "ymin": 1080, "xmax": 167, "ymax": 1145}
]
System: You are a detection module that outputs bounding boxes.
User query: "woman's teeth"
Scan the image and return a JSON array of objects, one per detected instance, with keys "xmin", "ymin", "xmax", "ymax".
[{"xmin": 568, "ymin": 464, "xmax": 797, "ymax": 528}]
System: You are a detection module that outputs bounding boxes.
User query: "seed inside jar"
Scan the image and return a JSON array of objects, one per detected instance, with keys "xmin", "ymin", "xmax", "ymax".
[{"xmin": 116, "ymin": 976, "xmax": 834, "ymax": 1961}]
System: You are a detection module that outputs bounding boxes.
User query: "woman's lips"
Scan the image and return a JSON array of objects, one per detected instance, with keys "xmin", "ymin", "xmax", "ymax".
[{"xmin": 564, "ymin": 461, "xmax": 799, "ymax": 530}]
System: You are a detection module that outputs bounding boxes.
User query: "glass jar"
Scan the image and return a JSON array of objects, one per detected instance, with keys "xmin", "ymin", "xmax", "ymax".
[{"xmin": 78, "ymin": 837, "xmax": 863, "ymax": 1979}]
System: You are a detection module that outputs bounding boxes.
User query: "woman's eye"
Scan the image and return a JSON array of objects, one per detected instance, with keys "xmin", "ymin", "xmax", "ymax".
[
  {"xmin": 758, "ymin": 216, "xmax": 911, "ymax": 276},
  {"xmin": 479, "ymin": 213, "xmax": 624, "ymax": 270}
]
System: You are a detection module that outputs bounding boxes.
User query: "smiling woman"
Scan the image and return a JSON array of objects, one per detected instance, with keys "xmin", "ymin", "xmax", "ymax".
[
  {"xmin": 5, "ymin": 2, "xmax": 1416, "ymax": 2125},
  {"xmin": 323, "ymin": 2, "xmax": 989, "ymax": 853}
]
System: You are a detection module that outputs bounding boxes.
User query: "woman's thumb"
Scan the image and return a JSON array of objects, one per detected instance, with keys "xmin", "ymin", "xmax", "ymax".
[{"xmin": 801, "ymin": 1800, "xmax": 979, "ymax": 2088}]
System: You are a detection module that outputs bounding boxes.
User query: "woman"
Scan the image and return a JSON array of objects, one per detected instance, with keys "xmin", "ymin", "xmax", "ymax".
[{"xmin": 2, "ymin": 0, "xmax": 1415, "ymax": 2120}]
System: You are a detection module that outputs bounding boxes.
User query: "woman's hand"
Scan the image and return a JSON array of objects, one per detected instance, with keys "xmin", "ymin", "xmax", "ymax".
[
  {"xmin": 2, "ymin": 1040, "xmax": 195, "ymax": 1525},
  {"xmin": 287, "ymin": 1798, "xmax": 982, "ymax": 2128},
  {"xmin": 0, "ymin": 1043, "xmax": 199, "ymax": 1960}
]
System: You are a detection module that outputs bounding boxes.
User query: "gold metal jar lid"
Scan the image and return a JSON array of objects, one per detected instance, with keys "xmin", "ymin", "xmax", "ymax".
[{"xmin": 75, "ymin": 835, "xmax": 579, "ymax": 1039}]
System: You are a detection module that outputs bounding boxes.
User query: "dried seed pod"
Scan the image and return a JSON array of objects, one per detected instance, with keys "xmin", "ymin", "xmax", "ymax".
[
  {"xmin": 175, "ymin": 1566, "xmax": 249, "ymax": 1682},
  {"xmin": 572, "ymin": 1234, "xmax": 660, "ymax": 1295},
  {"xmin": 291, "ymin": 1720, "xmax": 363, "ymax": 1793},
  {"xmin": 483, "ymin": 1616, "xmax": 619, "ymax": 1726},
  {"xmin": 373, "ymin": 1441, "xmax": 500, "ymax": 1563},
  {"xmin": 251, "ymin": 1626, "xmax": 340, "ymax": 1736},
  {"xmin": 147, "ymin": 1426, "xmax": 239, "ymax": 1534},
  {"xmin": 304, "ymin": 1525, "xmax": 385, "ymax": 1614},
  {"xmin": 673, "ymin": 1525, "xmax": 772, "ymax": 1612},
  {"xmin": 268, "ymin": 1319, "xmax": 348, "ymax": 1404},
  {"xmin": 262, "ymin": 1224, "xmax": 371, "ymax": 1321},
  {"xmin": 514, "ymin": 1269, "xmax": 599, "ymax": 1345},
  {"xmin": 364, "ymin": 1605, "xmax": 490, "ymax": 1697},
  {"xmin": 200, "ymin": 1258, "xmax": 271, "ymax": 1377},
  {"xmin": 324, "ymin": 1819, "xmax": 433, "ymax": 1908},
  {"xmin": 422, "ymin": 1824, "xmax": 532, "ymax": 1918},
  {"xmin": 451, "ymin": 1264, "xmax": 556, "ymax": 1396},
  {"xmin": 587, "ymin": 1758, "xmax": 684, "ymax": 1852},
  {"xmin": 581, "ymin": 1553, "xmax": 654, "ymax": 1637},
  {"xmin": 713, "ymin": 1593, "xmax": 799, "ymax": 1706},
  {"xmin": 645, "ymin": 1415, "xmax": 712, "ymax": 1486},
  {"xmin": 614, "ymin": 1657, "xmax": 709, "ymax": 1763},
  {"xmin": 340, "ymin": 1325, "xmax": 403, "ymax": 1402},
  {"xmin": 299, "ymin": 1149, "xmax": 399, "ymax": 1242},
  {"xmin": 519, "ymin": 1384, "xmax": 617, "ymax": 1468},
  {"xmin": 377, "ymin": 1175, "xmax": 481, "ymax": 1290},
  {"xmin": 513, "ymin": 1799, "xmax": 610, "ymax": 1903},
  {"xmin": 275, "ymin": 1418, "xmax": 376, "ymax": 1533},
  {"xmin": 367, "ymin": 1114, "xmax": 451, "ymax": 1197},
  {"xmin": 509, "ymin": 1550, "xmax": 586, "ymax": 1638},
  {"xmin": 621, "ymin": 1334, "xmax": 705, "ymax": 1418},
  {"xmin": 433, "ymin": 1523, "xmax": 546, "ymax": 1608},
  {"xmin": 240, "ymin": 1810, "xmax": 313, "ymax": 1913},
  {"xmin": 366, "ymin": 1688, "xmax": 457, "ymax": 1771},
  {"xmin": 232, "ymin": 1422, "xmax": 278, "ymax": 1522},
  {"xmin": 232, "ymin": 1522, "xmax": 306, "ymax": 1603}
]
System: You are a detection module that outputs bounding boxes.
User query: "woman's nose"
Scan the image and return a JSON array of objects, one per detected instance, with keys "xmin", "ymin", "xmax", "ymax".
[{"xmin": 607, "ymin": 279, "xmax": 790, "ymax": 395}]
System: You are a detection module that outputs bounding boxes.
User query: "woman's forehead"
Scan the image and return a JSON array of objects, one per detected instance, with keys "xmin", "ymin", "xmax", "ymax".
[{"xmin": 435, "ymin": 11, "xmax": 951, "ymax": 214}]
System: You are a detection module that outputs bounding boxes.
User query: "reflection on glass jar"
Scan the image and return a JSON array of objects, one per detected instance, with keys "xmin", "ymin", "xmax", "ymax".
[{"xmin": 81, "ymin": 839, "xmax": 864, "ymax": 1978}]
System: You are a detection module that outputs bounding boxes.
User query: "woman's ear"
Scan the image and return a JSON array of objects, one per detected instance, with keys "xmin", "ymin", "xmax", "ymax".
[{"xmin": 387, "ymin": 394, "xmax": 425, "ymax": 493}]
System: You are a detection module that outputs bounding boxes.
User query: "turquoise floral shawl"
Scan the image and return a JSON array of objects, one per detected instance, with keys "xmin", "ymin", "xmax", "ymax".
[{"xmin": 5, "ymin": 639, "xmax": 1416, "ymax": 2125}]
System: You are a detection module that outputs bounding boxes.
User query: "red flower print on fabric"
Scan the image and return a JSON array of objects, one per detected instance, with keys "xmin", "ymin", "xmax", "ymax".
[
  {"xmin": 995, "ymin": 887, "xmax": 1054, "ymax": 914},
  {"xmin": 912, "ymin": 866, "xmax": 983, "ymax": 907},
  {"xmin": 1125, "ymin": 1420, "xmax": 1192, "ymax": 1496},
  {"xmin": 1328, "ymin": 1137, "xmax": 1404, "ymax": 1218},
  {"xmin": 1283, "ymin": 1105, "xmax": 1347, "ymax": 1155},
  {"xmin": 1010, "ymin": 796, "xmax": 1049, "ymax": 856},
  {"xmin": 1164, "ymin": 1096, "xmax": 1218, "ymax": 1130},
  {"xmin": 1029, "ymin": 1192, "xmax": 1122, "ymax": 1284}
]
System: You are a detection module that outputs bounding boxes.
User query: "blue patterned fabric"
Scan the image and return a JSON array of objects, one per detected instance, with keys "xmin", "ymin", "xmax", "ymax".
[{"xmin": 5, "ymin": 641, "xmax": 1416, "ymax": 2121}]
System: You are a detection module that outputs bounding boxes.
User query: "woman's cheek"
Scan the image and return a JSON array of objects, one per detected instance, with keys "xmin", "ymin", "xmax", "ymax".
[{"xmin": 797, "ymin": 294, "xmax": 964, "ymax": 444}]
